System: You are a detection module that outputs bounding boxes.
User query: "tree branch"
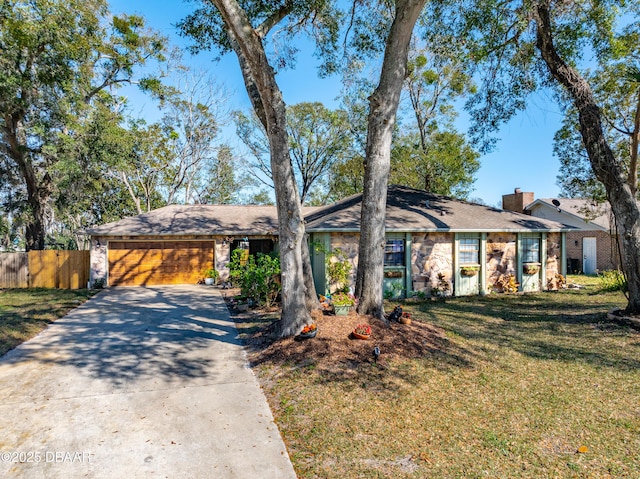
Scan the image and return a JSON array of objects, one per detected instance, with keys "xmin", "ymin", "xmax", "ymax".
[{"xmin": 256, "ymin": 2, "xmax": 292, "ymax": 38}]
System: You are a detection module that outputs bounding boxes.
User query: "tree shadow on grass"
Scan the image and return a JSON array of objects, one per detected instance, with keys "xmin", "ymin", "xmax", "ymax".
[
  {"xmin": 413, "ymin": 292, "xmax": 640, "ymax": 372},
  {"xmin": 0, "ymin": 286, "xmax": 244, "ymax": 389}
]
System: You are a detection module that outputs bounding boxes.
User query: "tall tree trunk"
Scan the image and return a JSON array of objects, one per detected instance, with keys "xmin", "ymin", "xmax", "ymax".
[
  {"xmin": 3, "ymin": 115, "xmax": 49, "ymax": 250},
  {"xmin": 629, "ymin": 89, "xmax": 640, "ymax": 196},
  {"xmin": 211, "ymin": 0, "xmax": 314, "ymax": 335},
  {"xmin": 227, "ymin": 17, "xmax": 319, "ymax": 312},
  {"xmin": 355, "ymin": 0, "xmax": 427, "ymax": 320},
  {"xmin": 535, "ymin": 3, "xmax": 640, "ymax": 313}
]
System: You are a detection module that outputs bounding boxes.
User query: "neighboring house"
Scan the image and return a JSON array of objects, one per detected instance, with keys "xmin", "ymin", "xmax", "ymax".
[
  {"xmin": 87, "ymin": 185, "xmax": 569, "ymax": 296},
  {"xmin": 502, "ymin": 188, "xmax": 619, "ymax": 274}
]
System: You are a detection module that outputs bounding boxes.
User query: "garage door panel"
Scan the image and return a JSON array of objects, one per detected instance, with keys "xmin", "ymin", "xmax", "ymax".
[{"xmin": 108, "ymin": 241, "xmax": 214, "ymax": 286}]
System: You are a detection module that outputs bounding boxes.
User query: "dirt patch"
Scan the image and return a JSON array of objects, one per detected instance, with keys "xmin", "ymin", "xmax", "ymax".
[{"xmin": 224, "ymin": 290, "xmax": 450, "ymax": 370}]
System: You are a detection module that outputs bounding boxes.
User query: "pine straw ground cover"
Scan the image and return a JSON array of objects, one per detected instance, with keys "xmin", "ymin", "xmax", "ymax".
[
  {"xmin": 230, "ymin": 277, "xmax": 640, "ymax": 479},
  {"xmin": 0, "ymin": 288, "xmax": 97, "ymax": 356}
]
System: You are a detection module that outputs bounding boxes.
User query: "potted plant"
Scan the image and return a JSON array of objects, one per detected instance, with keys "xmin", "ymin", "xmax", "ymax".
[
  {"xmin": 431, "ymin": 273, "xmax": 451, "ymax": 298},
  {"xmin": 203, "ymin": 268, "xmax": 219, "ymax": 285},
  {"xmin": 299, "ymin": 323, "xmax": 317, "ymax": 339},
  {"xmin": 331, "ymin": 292, "xmax": 357, "ymax": 316},
  {"xmin": 460, "ymin": 265, "xmax": 480, "ymax": 277},
  {"xmin": 233, "ymin": 295, "xmax": 250, "ymax": 312},
  {"xmin": 352, "ymin": 323, "xmax": 372, "ymax": 340},
  {"xmin": 523, "ymin": 263, "xmax": 540, "ymax": 275}
]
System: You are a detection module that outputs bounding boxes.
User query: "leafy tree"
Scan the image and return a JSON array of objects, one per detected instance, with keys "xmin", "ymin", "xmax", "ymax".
[
  {"xmin": 236, "ymin": 102, "xmax": 352, "ymax": 205},
  {"xmin": 115, "ymin": 121, "xmax": 169, "ymax": 214},
  {"xmin": 181, "ymin": 0, "xmax": 428, "ymax": 324},
  {"xmin": 0, "ymin": 0, "xmax": 165, "ymax": 250},
  {"xmin": 434, "ymin": 0, "xmax": 640, "ymax": 313},
  {"xmin": 323, "ymin": 155, "xmax": 365, "ymax": 201},
  {"xmin": 390, "ymin": 130, "xmax": 479, "ymax": 197},
  {"xmin": 556, "ymin": 62, "xmax": 640, "ymax": 201},
  {"xmin": 193, "ymin": 144, "xmax": 242, "ymax": 204},
  {"xmin": 52, "ymin": 98, "xmax": 142, "ymax": 245},
  {"xmin": 331, "ymin": 47, "xmax": 480, "ymax": 201},
  {"xmin": 242, "ymin": 189, "xmax": 275, "ymax": 206},
  {"xmin": 393, "ymin": 47, "xmax": 479, "ymax": 197}
]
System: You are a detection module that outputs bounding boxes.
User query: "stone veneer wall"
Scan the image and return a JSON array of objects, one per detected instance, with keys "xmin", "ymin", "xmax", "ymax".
[
  {"xmin": 215, "ymin": 241, "xmax": 231, "ymax": 281},
  {"xmin": 329, "ymin": 233, "xmax": 360, "ymax": 292},
  {"xmin": 90, "ymin": 237, "xmax": 107, "ymax": 286},
  {"xmin": 486, "ymin": 233, "xmax": 517, "ymax": 292},
  {"xmin": 545, "ymin": 232, "xmax": 561, "ymax": 283},
  {"xmin": 411, "ymin": 233, "xmax": 454, "ymax": 295}
]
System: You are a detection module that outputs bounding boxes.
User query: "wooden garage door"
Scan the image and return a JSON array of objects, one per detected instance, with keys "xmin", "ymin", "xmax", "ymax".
[{"xmin": 108, "ymin": 241, "xmax": 214, "ymax": 286}]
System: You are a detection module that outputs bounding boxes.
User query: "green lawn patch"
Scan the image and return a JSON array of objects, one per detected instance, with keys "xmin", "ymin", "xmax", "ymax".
[
  {"xmin": 248, "ymin": 276, "xmax": 640, "ymax": 478},
  {"xmin": 0, "ymin": 288, "xmax": 97, "ymax": 357}
]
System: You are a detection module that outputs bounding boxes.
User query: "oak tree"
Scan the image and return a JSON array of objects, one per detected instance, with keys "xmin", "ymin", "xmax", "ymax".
[{"xmin": 0, "ymin": 0, "xmax": 165, "ymax": 250}]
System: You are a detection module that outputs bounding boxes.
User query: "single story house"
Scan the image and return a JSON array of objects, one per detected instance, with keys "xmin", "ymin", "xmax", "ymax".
[
  {"xmin": 87, "ymin": 185, "xmax": 570, "ymax": 297},
  {"xmin": 502, "ymin": 188, "xmax": 619, "ymax": 274}
]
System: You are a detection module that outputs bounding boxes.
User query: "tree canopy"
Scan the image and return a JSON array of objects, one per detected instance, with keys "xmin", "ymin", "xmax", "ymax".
[{"xmin": 0, "ymin": 0, "xmax": 166, "ymax": 250}]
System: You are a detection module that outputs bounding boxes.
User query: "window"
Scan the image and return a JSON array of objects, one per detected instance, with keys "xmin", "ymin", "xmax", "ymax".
[
  {"xmin": 384, "ymin": 239, "xmax": 405, "ymax": 266},
  {"xmin": 459, "ymin": 238, "xmax": 479, "ymax": 264},
  {"xmin": 231, "ymin": 239, "xmax": 275, "ymax": 264},
  {"xmin": 522, "ymin": 237, "xmax": 540, "ymax": 263}
]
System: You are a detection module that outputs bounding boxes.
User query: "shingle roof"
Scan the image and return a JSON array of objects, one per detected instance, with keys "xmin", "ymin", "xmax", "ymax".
[
  {"xmin": 305, "ymin": 185, "xmax": 569, "ymax": 232},
  {"xmin": 86, "ymin": 186, "xmax": 569, "ymax": 237},
  {"xmin": 532, "ymin": 198, "xmax": 611, "ymax": 230},
  {"xmin": 86, "ymin": 204, "xmax": 282, "ymax": 236}
]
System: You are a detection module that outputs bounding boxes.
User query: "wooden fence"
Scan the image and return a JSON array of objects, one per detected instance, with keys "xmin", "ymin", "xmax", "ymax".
[{"xmin": 0, "ymin": 250, "xmax": 90, "ymax": 289}]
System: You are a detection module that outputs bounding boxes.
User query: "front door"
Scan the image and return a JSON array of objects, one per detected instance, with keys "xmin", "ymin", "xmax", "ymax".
[
  {"xmin": 457, "ymin": 235, "xmax": 480, "ymax": 296},
  {"xmin": 521, "ymin": 235, "xmax": 541, "ymax": 292},
  {"xmin": 383, "ymin": 237, "xmax": 406, "ymax": 299},
  {"xmin": 583, "ymin": 237, "xmax": 597, "ymax": 274}
]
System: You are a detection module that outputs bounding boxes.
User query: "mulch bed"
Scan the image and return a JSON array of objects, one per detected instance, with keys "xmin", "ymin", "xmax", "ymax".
[{"xmin": 223, "ymin": 289, "xmax": 450, "ymax": 370}]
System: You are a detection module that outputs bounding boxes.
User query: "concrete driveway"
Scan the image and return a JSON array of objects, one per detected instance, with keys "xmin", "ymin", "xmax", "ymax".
[{"xmin": 0, "ymin": 286, "xmax": 296, "ymax": 479}]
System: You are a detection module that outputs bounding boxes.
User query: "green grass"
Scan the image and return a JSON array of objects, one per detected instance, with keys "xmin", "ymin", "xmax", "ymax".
[
  {"xmin": 254, "ymin": 276, "xmax": 640, "ymax": 478},
  {"xmin": 0, "ymin": 288, "xmax": 97, "ymax": 356}
]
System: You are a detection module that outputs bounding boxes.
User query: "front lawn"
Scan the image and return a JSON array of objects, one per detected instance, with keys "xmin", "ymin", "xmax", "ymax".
[
  {"xmin": 245, "ymin": 276, "xmax": 640, "ymax": 478},
  {"xmin": 0, "ymin": 288, "xmax": 97, "ymax": 357}
]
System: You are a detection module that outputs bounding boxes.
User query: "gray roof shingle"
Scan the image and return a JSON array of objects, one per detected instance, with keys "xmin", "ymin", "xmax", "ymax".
[
  {"xmin": 305, "ymin": 185, "xmax": 569, "ymax": 232},
  {"xmin": 533, "ymin": 198, "xmax": 611, "ymax": 230},
  {"xmin": 86, "ymin": 186, "xmax": 569, "ymax": 237},
  {"xmin": 86, "ymin": 204, "xmax": 281, "ymax": 236}
]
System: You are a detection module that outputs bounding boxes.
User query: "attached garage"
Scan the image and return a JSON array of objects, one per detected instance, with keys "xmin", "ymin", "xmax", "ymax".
[
  {"xmin": 108, "ymin": 240, "xmax": 214, "ymax": 286},
  {"xmin": 87, "ymin": 204, "xmax": 281, "ymax": 287}
]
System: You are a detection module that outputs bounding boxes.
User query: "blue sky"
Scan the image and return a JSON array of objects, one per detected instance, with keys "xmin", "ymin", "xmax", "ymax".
[{"xmin": 109, "ymin": 0, "xmax": 564, "ymax": 207}]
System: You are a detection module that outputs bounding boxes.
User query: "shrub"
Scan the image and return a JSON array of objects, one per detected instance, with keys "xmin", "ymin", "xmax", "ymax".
[
  {"xmin": 229, "ymin": 249, "xmax": 248, "ymax": 286},
  {"xmin": 314, "ymin": 244, "xmax": 352, "ymax": 294},
  {"xmin": 331, "ymin": 292, "xmax": 357, "ymax": 307},
  {"xmin": 598, "ymin": 269, "xmax": 627, "ymax": 292},
  {"xmin": 384, "ymin": 280, "xmax": 405, "ymax": 299},
  {"xmin": 431, "ymin": 273, "xmax": 451, "ymax": 298},
  {"xmin": 229, "ymin": 249, "xmax": 282, "ymax": 307}
]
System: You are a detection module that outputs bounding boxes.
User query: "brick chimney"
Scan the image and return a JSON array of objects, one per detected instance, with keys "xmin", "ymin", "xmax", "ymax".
[{"xmin": 502, "ymin": 188, "xmax": 534, "ymax": 214}]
